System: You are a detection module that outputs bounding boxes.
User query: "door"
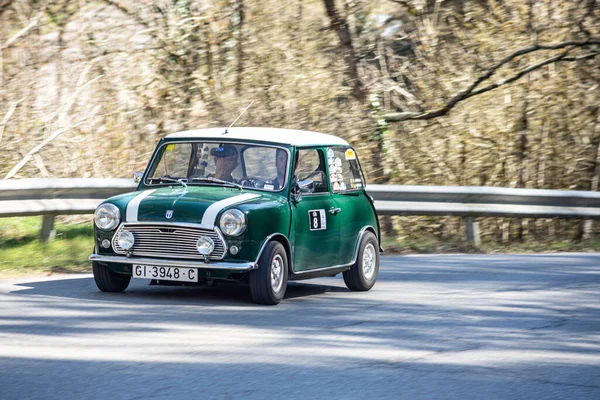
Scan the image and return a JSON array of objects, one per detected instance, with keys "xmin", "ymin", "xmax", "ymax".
[
  {"xmin": 291, "ymin": 148, "xmax": 341, "ymax": 271},
  {"xmin": 327, "ymin": 146, "xmax": 373, "ymax": 265}
]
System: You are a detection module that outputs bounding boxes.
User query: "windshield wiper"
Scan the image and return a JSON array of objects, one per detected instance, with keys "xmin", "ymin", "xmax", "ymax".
[
  {"xmin": 153, "ymin": 176, "xmax": 187, "ymax": 188},
  {"xmin": 191, "ymin": 177, "xmax": 242, "ymax": 190}
]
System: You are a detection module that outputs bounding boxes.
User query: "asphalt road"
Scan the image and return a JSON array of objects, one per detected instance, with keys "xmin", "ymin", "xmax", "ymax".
[{"xmin": 0, "ymin": 254, "xmax": 599, "ymax": 400}]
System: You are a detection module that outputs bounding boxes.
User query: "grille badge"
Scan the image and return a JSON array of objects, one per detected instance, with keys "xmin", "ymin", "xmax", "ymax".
[{"xmin": 166, "ymin": 210, "xmax": 173, "ymax": 219}]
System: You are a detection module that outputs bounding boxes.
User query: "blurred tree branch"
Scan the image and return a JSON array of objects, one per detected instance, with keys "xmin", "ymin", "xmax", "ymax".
[
  {"xmin": 384, "ymin": 39, "xmax": 600, "ymax": 122},
  {"xmin": 102, "ymin": 0, "xmax": 179, "ymax": 58},
  {"xmin": 4, "ymin": 72, "xmax": 104, "ymax": 179},
  {"xmin": 0, "ymin": 97, "xmax": 24, "ymax": 144},
  {"xmin": 0, "ymin": 7, "xmax": 45, "ymax": 50}
]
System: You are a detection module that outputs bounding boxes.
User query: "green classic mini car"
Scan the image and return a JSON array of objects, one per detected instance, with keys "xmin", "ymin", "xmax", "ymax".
[{"xmin": 90, "ymin": 127, "xmax": 381, "ymax": 304}]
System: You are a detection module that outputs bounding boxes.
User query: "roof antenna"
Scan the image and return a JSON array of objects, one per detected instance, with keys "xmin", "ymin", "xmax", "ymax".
[{"xmin": 224, "ymin": 100, "xmax": 255, "ymax": 135}]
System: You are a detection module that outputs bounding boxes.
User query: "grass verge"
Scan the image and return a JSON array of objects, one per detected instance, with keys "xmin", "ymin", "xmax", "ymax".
[
  {"xmin": 0, "ymin": 217, "xmax": 93, "ymax": 278},
  {"xmin": 381, "ymin": 235, "xmax": 600, "ymax": 254},
  {"xmin": 2, "ymin": 217, "xmax": 600, "ymax": 278}
]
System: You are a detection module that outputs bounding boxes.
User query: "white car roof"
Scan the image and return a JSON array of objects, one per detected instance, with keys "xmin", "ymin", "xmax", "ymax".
[{"xmin": 165, "ymin": 127, "xmax": 349, "ymax": 147}]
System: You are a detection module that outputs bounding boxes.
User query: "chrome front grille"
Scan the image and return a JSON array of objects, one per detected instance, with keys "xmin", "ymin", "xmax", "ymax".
[{"xmin": 112, "ymin": 223, "xmax": 227, "ymax": 260}]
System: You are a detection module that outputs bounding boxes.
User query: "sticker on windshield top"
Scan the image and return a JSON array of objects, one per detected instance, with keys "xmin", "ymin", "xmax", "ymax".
[
  {"xmin": 327, "ymin": 148, "xmax": 334, "ymax": 158},
  {"xmin": 166, "ymin": 144, "xmax": 175, "ymax": 151},
  {"xmin": 345, "ymin": 149, "xmax": 356, "ymax": 160},
  {"xmin": 308, "ymin": 209, "xmax": 326, "ymax": 231}
]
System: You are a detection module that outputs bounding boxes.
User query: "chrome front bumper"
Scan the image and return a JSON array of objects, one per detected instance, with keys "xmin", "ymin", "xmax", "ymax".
[{"xmin": 89, "ymin": 254, "xmax": 258, "ymax": 271}]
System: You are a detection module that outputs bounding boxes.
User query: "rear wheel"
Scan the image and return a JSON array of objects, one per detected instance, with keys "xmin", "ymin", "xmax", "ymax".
[
  {"xmin": 343, "ymin": 232, "xmax": 379, "ymax": 291},
  {"xmin": 249, "ymin": 241, "xmax": 288, "ymax": 305},
  {"xmin": 92, "ymin": 261, "xmax": 131, "ymax": 292}
]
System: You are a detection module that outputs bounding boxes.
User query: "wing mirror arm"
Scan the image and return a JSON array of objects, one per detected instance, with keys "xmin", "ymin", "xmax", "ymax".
[{"xmin": 290, "ymin": 176, "xmax": 302, "ymax": 203}]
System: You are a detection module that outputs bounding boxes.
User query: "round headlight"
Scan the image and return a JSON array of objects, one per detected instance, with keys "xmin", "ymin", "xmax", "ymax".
[
  {"xmin": 197, "ymin": 236, "xmax": 214, "ymax": 255},
  {"xmin": 94, "ymin": 204, "xmax": 120, "ymax": 231},
  {"xmin": 117, "ymin": 230, "xmax": 135, "ymax": 250},
  {"xmin": 219, "ymin": 209, "xmax": 246, "ymax": 237}
]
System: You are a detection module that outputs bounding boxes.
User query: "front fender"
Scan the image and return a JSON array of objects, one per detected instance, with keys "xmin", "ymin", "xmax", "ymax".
[{"xmin": 222, "ymin": 200, "xmax": 292, "ymax": 263}]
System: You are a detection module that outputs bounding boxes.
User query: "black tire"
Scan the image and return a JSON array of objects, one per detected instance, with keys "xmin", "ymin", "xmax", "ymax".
[
  {"xmin": 92, "ymin": 261, "xmax": 131, "ymax": 292},
  {"xmin": 343, "ymin": 231, "xmax": 379, "ymax": 291},
  {"xmin": 249, "ymin": 241, "xmax": 288, "ymax": 305}
]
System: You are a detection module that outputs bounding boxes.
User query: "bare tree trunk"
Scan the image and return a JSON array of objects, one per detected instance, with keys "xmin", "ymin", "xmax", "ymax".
[
  {"xmin": 582, "ymin": 129, "xmax": 600, "ymax": 240},
  {"xmin": 517, "ymin": 97, "xmax": 529, "ymax": 240},
  {"xmin": 322, "ymin": 0, "xmax": 363, "ymax": 101},
  {"xmin": 235, "ymin": 0, "xmax": 245, "ymax": 96}
]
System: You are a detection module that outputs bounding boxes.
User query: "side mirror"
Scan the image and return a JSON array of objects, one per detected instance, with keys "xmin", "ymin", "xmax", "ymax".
[
  {"xmin": 133, "ymin": 171, "xmax": 143, "ymax": 183},
  {"xmin": 292, "ymin": 188, "xmax": 302, "ymax": 203},
  {"xmin": 290, "ymin": 176, "xmax": 302, "ymax": 203},
  {"xmin": 298, "ymin": 179, "xmax": 315, "ymax": 193}
]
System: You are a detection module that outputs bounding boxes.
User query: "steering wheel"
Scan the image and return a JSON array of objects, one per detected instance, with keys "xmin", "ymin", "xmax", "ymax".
[{"xmin": 240, "ymin": 177, "xmax": 267, "ymax": 189}]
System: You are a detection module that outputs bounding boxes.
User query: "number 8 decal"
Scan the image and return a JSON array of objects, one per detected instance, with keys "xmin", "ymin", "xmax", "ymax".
[{"xmin": 308, "ymin": 209, "xmax": 326, "ymax": 231}]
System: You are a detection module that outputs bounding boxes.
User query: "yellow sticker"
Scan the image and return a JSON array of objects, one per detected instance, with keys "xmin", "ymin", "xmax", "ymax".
[
  {"xmin": 166, "ymin": 144, "xmax": 175, "ymax": 151},
  {"xmin": 345, "ymin": 148, "xmax": 356, "ymax": 160}
]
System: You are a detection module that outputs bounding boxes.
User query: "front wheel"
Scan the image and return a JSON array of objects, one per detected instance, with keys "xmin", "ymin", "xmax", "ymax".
[
  {"xmin": 92, "ymin": 261, "xmax": 131, "ymax": 292},
  {"xmin": 249, "ymin": 241, "xmax": 288, "ymax": 305},
  {"xmin": 343, "ymin": 231, "xmax": 379, "ymax": 291}
]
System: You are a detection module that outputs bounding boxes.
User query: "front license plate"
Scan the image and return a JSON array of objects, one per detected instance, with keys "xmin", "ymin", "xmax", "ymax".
[{"xmin": 133, "ymin": 265, "xmax": 199, "ymax": 283}]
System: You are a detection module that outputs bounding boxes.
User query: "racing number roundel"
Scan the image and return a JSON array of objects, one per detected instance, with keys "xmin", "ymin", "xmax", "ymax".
[{"xmin": 308, "ymin": 209, "xmax": 326, "ymax": 231}]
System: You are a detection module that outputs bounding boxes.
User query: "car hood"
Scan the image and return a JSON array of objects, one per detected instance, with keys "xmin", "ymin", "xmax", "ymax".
[{"xmin": 107, "ymin": 186, "xmax": 284, "ymax": 227}]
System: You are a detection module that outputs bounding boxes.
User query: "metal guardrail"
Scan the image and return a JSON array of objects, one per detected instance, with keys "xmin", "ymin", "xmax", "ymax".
[
  {"xmin": 369, "ymin": 185, "xmax": 600, "ymax": 218},
  {"xmin": 1, "ymin": 179, "xmax": 600, "ymax": 243},
  {"xmin": 0, "ymin": 179, "xmax": 136, "ymax": 241}
]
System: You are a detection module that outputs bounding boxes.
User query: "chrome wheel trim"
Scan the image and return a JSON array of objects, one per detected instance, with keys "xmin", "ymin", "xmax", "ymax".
[
  {"xmin": 362, "ymin": 243, "xmax": 376, "ymax": 280},
  {"xmin": 270, "ymin": 254, "xmax": 284, "ymax": 293}
]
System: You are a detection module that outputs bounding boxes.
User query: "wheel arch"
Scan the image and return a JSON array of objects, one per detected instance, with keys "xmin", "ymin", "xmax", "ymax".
[
  {"xmin": 255, "ymin": 233, "xmax": 293, "ymax": 273},
  {"xmin": 352, "ymin": 226, "xmax": 379, "ymax": 263}
]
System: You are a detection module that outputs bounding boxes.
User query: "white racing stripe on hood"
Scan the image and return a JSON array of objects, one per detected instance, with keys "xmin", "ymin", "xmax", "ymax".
[
  {"xmin": 126, "ymin": 190, "xmax": 156, "ymax": 222},
  {"xmin": 201, "ymin": 193, "xmax": 260, "ymax": 227}
]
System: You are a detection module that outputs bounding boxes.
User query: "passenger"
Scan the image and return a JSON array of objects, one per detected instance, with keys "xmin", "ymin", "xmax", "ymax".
[{"xmin": 272, "ymin": 149, "xmax": 287, "ymax": 190}]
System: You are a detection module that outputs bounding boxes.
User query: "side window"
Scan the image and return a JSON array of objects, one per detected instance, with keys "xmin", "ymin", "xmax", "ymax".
[
  {"xmin": 327, "ymin": 147, "xmax": 364, "ymax": 192},
  {"xmin": 295, "ymin": 149, "xmax": 327, "ymax": 193}
]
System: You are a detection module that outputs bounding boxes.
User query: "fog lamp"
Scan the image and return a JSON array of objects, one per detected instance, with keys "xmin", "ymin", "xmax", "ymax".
[
  {"xmin": 197, "ymin": 236, "xmax": 214, "ymax": 255},
  {"xmin": 117, "ymin": 230, "xmax": 135, "ymax": 250}
]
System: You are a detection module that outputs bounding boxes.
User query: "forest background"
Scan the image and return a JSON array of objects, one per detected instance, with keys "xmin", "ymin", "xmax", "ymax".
[{"xmin": 1, "ymin": 0, "xmax": 599, "ymax": 251}]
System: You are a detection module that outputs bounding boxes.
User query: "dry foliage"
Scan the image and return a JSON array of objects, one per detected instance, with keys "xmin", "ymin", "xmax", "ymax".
[{"xmin": 0, "ymin": 0, "xmax": 599, "ymax": 243}]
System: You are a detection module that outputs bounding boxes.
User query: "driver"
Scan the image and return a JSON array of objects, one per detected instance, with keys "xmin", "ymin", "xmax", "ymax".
[
  {"xmin": 209, "ymin": 144, "xmax": 238, "ymax": 182},
  {"xmin": 272, "ymin": 149, "xmax": 287, "ymax": 190}
]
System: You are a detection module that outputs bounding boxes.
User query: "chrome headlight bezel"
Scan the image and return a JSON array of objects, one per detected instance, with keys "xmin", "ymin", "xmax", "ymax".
[
  {"xmin": 94, "ymin": 203, "xmax": 121, "ymax": 231},
  {"xmin": 219, "ymin": 209, "xmax": 247, "ymax": 237}
]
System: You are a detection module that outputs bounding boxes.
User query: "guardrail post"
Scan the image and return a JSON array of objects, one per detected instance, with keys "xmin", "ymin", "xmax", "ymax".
[
  {"xmin": 464, "ymin": 216, "xmax": 481, "ymax": 247},
  {"xmin": 41, "ymin": 215, "xmax": 56, "ymax": 242}
]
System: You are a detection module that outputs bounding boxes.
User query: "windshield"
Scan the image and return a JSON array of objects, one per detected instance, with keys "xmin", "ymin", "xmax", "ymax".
[{"xmin": 145, "ymin": 142, "xmax": 290, "ymax": 192}]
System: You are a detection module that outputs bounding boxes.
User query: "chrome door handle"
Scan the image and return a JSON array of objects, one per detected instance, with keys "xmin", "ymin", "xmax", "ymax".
[{"xmin": 329, "ymin": 207, "xmax": 341, "ymax": 215}]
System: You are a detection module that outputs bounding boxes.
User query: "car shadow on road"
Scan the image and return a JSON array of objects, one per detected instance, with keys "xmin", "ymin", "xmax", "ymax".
[{"xmin": 8, "ymin": 275, "xmax": 349, "ymax": 306}]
